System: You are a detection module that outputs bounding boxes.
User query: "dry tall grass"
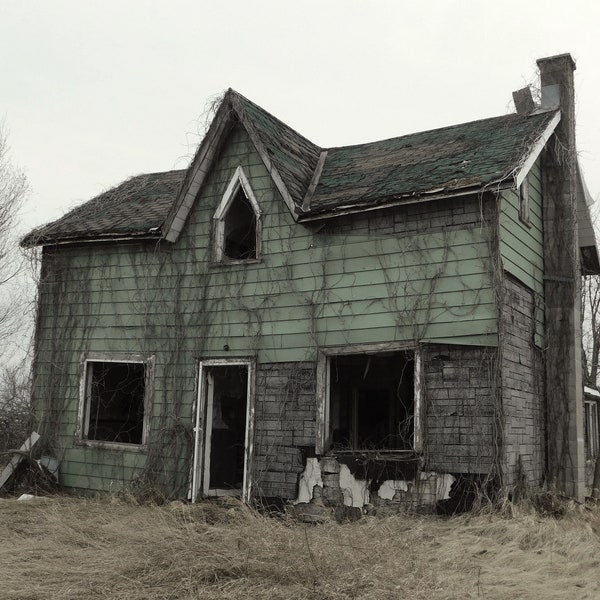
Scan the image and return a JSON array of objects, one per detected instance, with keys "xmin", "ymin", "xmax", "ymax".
[{"xmin": 1, "ymin": 495, "xmax": 600, "ymax": 599}]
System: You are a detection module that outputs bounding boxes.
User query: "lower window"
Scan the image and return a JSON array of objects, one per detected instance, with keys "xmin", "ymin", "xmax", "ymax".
[
  {"xmin": 80, "ymin": 356, "xmax": 152, "ymax": 447},
  {"xmin": 318, "ymin": 349, "xmax": 420, "ymax": 453}
]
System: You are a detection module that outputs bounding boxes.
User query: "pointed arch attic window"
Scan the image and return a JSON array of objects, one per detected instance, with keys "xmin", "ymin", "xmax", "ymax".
[{"xmin": 213, "ymin": 166, "xmax": 261, "ymax": 263}]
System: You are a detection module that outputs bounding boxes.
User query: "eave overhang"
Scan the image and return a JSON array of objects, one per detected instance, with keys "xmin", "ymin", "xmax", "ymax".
[{"xmin": 21, "ymin": 230, "xmax": 162, "ymax": 248}]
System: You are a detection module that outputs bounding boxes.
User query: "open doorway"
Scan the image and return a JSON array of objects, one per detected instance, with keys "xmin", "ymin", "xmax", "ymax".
[{"xmin": 192, "ymin": 361, "xmax": 254, "ymax": 501}]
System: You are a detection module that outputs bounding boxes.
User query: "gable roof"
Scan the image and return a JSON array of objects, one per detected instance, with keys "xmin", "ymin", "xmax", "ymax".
[
  {"xmin": 22, "ymin": 90, "xmax": 563, "ymax": 247},
  {"xmin": 162, "ymin": 90, "xmax": 321, "ymax": 242}
]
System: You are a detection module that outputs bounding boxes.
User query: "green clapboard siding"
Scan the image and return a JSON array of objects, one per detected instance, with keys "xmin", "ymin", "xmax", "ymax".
[
  {"xmin": 499, "ymin": 159, "xmax": 545, "ymax": 345},
  {"xmin": 33, "ymin": 124, "xmax": 499, "ymax": 494}
]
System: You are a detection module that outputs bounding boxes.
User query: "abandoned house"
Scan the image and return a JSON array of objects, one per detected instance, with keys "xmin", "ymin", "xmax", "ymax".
[{"xmin": 22, "ymin": 53, "xmax": 600, "ymax": 509}]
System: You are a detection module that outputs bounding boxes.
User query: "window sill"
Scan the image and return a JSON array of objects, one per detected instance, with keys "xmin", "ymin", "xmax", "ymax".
[
  {"xmin": 210, "ymin": 258, "xmax": 262, "ymax": 268},
  {"xmin": 327, "ymin": 449, "xmax": 418, "ymax": 458},
  {"xmin": 75, "ymin": 440, "xmax": 148, "ymax": 453}
]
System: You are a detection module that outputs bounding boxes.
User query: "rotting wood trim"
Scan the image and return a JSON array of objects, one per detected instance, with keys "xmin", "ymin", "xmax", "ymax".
[
  {"xmin": 301, "ymin": 150, "xmax": 328, "ymax": 212},
  {"xmin": 228, "ymin": 93, "xmax": 300, "ymax": 222},
  {"xmin": 163, "ymin": 104, "xmax": 236, "ymax": 243},
  {"xmin": 297, "ymin": 187, "xmax": 499, "ymax": 223},
  {"xmin": 21, "ymin": 232, "xmax": 163, "ymax": 248},
  {"xmin": 514, "ymin": 111, "xmax": 561, "ymax": 188}
]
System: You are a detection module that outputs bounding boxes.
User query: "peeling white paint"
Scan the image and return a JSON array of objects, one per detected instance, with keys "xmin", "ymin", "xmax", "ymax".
[
  {"xmin": 418, "ymin": 471, "xmax": 455, "ymax": 502},
  {"xmin": 377, "ymin": 480, "xmax": 409, "ymax": 500},
  {"xmin": 294, "ymin": 457, "xmax": 455, "ymax": 508},
  {"xmin": 339, "ymin": 464, "xmax": 369, "ymax": 507},
  {"xmin": 294, "ymin": 458, "xmax": 323, "ymax": 504}
]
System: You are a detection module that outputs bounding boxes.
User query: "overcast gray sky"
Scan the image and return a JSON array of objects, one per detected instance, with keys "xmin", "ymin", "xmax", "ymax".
[{"xmin": 2, "ymin": 0, "xmax": 600, "ymax": 237}]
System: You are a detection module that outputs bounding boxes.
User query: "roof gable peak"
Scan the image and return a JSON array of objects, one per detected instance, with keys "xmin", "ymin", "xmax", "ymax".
[{"xmin": 163, "ymin": 89, "xmax": 320, "ymax": 242}]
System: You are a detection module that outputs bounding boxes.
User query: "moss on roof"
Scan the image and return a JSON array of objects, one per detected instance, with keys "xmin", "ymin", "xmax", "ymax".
[{"xmin": 308, "ymin": 112, "xmax": 556, "ymax": 214}]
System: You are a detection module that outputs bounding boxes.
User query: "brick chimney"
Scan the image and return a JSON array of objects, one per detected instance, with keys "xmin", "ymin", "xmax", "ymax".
[{"xmin": 537, "ymin": 54, "xmax": 585, "ymax": 501}]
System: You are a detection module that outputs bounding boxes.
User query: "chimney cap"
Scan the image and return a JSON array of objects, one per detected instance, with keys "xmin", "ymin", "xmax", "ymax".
[{"xmin": 536, "ymin": 53, "xmax": 576, "ymax": 72}]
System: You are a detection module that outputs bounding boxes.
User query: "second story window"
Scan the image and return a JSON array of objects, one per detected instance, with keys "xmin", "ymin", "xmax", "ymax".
[{"xmin": 214, "ymin": 166, "xmax": 261, "ymax": 263}]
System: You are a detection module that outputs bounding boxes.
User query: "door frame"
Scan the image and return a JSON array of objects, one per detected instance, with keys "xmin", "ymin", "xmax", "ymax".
[{"xmin": 191, "ymin": 358, "xmax": 255, "ymax": 503}]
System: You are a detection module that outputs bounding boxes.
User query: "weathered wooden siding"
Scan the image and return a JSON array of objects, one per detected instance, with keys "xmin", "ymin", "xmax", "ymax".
[
  {"xmin": 499, "ymin": 159, "xmax": 545, "ymax": 344},
  {"xmin": 33, "ymin": 125, "xmax": 499, "ymax": 495},
  {"xmin": 500, "ymin": 275, "xmax": 546, "ymax": 491}
]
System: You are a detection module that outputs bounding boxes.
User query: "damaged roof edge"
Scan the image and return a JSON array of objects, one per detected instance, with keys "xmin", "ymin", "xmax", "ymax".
[
  {"xmin": 21, "ymin": 230, "xmax": 163, "ymax": 249},
  {"xmin": 514, "ymin": 111, "xmax": 561, "ymax": 188},
  {"xmin": 297, "ymin": 184, "xmax": 503, "ymax": 222}
]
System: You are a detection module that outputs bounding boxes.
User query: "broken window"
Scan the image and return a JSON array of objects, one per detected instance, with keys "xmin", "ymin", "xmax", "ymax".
[
  {"xmin": 214, "ymin": 166, "xmax": 261, "ymax": 263},
  {"xmin": 80, "ymin": 358, "xmax": 151, "ymax": 446},
  {"xmin": 326, "ymin": 351, "xmax": 416, "ymax": 451}
]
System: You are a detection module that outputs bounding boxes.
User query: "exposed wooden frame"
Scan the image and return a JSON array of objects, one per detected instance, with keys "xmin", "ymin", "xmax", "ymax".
[
  {"xmin": 315, "ymin": 342, "xmax": 420, "ymax": 455},
  {"xmin": 0, "ymin": 432, "xmax": 41, "ymax": 490},
  {"xmin": 191, "ymin": 358, "xmax": 256, "ymax": 503},
  {"xmin": 76, "ymin": 352, "xmax": 154, "ymax": 452}
]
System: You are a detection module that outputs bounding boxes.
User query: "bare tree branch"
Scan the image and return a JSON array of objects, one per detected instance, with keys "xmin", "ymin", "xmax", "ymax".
[{"xmin": 0, "ymin": 124, "xmax": 29, "ymax": 355}]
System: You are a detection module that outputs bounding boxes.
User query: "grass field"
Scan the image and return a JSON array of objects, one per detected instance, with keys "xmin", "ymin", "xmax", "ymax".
[{"xmin": 1, "ymin": 495, "xmax": 600, "ymax": 599}]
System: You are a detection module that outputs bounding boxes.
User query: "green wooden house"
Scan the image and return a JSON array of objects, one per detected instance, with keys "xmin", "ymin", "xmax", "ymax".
[{"xmin": 23, "ymin": 54, "xmax": 599, "ymax": 508}]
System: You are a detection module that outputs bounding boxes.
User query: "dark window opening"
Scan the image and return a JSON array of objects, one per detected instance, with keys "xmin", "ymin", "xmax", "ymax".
[
  {"xmin": 206, "ymin": 365, "xmax": 248, "ymax": 490},
  {"xmin": 223, "ymin": 189, "xmax": 257, "ymax": 260},
  {"xmin": 329, "ymin": 352, "xmax": 414, "ymax": 451},
  {"xmin": 86, "ymin": 362, "xmax": 146, "ymax": 445},
  {"xmin": 585, "ymin": 400, "xmax": 599, "ymax": 459}
]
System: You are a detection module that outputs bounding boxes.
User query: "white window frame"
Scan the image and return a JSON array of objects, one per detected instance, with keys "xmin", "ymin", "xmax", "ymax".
[
  {"xmin": 191, "ymin": 358, "xmax": 255, "ymax": 503},
  {"xmin": 76, "ymin": 352, "xmax": 154, "ymax": 451},
  {"xmin": 316, "ymin": 343, "xmax": 422, "ymax": 455},
  {"xmin": 585, "ymin": 399, "xmax": 599, "ymax": 459},
  {"xmin": 213, "ymin": 166, "xmax": 262, "ymax": 263}
]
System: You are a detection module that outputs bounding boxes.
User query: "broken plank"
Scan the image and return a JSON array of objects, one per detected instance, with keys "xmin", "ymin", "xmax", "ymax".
[{"xmin": 0, "ymin": 431, "xmax": 41, "ymax": 490}]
